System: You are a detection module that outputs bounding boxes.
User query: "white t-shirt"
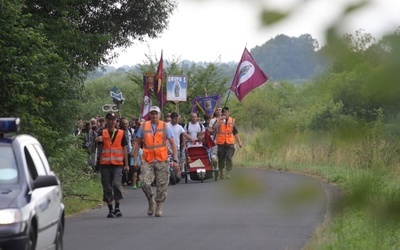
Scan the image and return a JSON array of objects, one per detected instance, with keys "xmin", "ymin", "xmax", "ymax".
[
  {"xmin": 185, "ymin": 122, "xmax": 205, "ymax": 140},
  {"xmin": 168, "ymin": 123, "xmax": 185, "ymax": 150},
  {"xmin": 209, "ymin": 118, "xmax": 218, "ymax": 129}
]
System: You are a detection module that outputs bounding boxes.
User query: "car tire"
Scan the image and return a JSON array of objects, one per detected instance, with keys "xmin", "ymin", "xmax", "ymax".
[
  {"xmin": 28, "ymin": 225, "xmax": 37, "ymax": 250},
  {"xmin": 55, "ymin": 221, "xmax": 63, "ymax": 250}
]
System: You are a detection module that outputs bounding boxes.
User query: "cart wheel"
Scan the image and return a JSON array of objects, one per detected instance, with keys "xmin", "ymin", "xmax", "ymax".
[
  {"xmin": 184, "ymin": 164, "xmax": 188, "ymax": 183},
  {"xmin": 200, "ymin": 172, "xmax": 204, "ymax": 183}
]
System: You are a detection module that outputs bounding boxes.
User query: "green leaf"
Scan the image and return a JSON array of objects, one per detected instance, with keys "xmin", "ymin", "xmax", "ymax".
[{"xmin": 260, "ymin": 10, "xmax": 287, "ymax": 25}]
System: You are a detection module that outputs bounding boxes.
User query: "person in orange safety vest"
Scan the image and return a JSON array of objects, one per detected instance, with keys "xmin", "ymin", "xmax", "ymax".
[
  {"xmin": 212, "ymin": 106, "xmax": 242, "ymax": 180},
  {"xmin": 97, "ymin": 112, "xmax": 129, "ymax": 218},
  {"xmin": 133, "ymin": 106, "xmax": 179, "ymax": 217}
]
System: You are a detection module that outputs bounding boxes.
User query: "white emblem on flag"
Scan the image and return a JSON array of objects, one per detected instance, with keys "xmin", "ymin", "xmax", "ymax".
[{"xmin": 237, "ymin": 61, "xmax": 255, "ymax": 88}]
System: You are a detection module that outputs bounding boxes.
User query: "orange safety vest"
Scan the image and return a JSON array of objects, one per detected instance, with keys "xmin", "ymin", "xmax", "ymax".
[
  {"xmin": 141, "ymin": 121, "xmax": 168, "ymax": 162},
  {"xmin": 216, "ymin": 117, "xmax": 235, "ymax": 145},
  {"xmin": 100, "ymin": 129, "xmax": 125, "ymax": 166}
]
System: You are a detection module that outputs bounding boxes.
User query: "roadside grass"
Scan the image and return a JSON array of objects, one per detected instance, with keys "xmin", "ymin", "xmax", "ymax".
[
  {"xmin": 49, "ymin": 140, "xmax": 103, "ymax": 217},
  {"xmin": 63, "ymin": 176, "xmax": 103, "ymax": 217},
  {"xmin": 235, "ymin": 129, "xmax": 400, "ymax": 249}
]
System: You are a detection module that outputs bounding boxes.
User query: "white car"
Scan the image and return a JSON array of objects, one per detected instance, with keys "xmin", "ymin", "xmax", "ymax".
[{"xmin": 0, "ymin": 118, "xmax": 65, "ymax": 250}]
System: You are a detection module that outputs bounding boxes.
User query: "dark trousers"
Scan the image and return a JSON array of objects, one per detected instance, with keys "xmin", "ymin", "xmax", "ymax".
[{"xmin": 100, "ymin": 165, "xmax": 123, "ymax": 203}]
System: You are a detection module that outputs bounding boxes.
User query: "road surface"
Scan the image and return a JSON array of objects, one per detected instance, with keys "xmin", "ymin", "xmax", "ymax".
[{"xmin": 64, "ymin": 168, "xmax": 331, "ymax": 250}]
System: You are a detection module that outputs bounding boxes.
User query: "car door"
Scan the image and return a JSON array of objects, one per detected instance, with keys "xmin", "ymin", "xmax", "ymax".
[{"xmin": 25, "ymin": 144, "xmax": 59, "ymax": 249}]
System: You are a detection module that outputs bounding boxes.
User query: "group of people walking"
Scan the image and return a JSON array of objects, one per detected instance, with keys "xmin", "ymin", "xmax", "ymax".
[{"xmin": 79, "ymin": 105, "xmax": 242, "ymax": 218}]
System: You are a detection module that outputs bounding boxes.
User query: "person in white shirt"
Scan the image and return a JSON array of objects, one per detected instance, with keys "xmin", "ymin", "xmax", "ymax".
[
  {"xmin": 185, "ymin": 112, "xmax": 205, "ymax": 143},
  {"xmin": 207, "ymin": 107, "xmax": 222, "ymax": 166},
  {"xmin": 208, "ymin": 107, "xmax": 222, "ymax": 136},
  {"xmin": 168, "ymin": 112, "xmax": 194, "ymax": 179}
]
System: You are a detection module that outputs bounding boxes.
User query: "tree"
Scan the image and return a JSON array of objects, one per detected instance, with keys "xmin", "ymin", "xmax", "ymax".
[
  {"xmin": 125, "ymin": 58, "xmax": 229, "ymax": 120},
  {"xmin": 24, "ymin": 0, "xmax": 177, "ymax": 72},
  {"xmin": 252, "ymin": 34, "xmax": 321, "ymax": 82},
  {"xmin": 0, "ymin": 0, "xmax": 177, "ymax": 154}
]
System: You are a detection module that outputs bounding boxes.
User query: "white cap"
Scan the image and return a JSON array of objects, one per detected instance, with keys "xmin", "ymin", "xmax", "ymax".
[{"xmin": 149, "ymin": 106, "xmax": 161, "ymax": 113}]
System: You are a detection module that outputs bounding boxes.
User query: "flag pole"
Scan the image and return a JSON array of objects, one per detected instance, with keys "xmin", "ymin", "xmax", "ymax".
[
  {"xmin": 224, "ymin": 44, "xmax": 247, "ymax": 107},
  {"xmin": 156, "ymin": 49, "xmax": 164, "ymax": 117},
  {"xmin": 223, "ymin": 90, "xmax": 232, "ymax": 108}
]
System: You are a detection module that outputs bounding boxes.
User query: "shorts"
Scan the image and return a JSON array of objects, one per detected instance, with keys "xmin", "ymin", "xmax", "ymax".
[{"xmin": 132, "ymin": 165, "xmax": 141, "ymax": 174}]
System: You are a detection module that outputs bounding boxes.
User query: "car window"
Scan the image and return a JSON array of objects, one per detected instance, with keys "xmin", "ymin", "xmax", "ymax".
[
  {"xmin": 0, "ymin": 145, "xmax": 19, "ymax": 184},
  {"xmin": 25, "ymin": 144, "xmax": 47, "ymax": 176},
  {"xmin": 33, "ymin": 144, "xmax": 52, "ymax": 173},
  {"xmin": 25, "ymin": 147, "xmax": 38, "ymax": 180}
]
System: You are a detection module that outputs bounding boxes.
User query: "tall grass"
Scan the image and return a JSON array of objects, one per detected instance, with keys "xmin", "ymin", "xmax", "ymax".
[
  {"xmin": 234, "ymin": 126, "xmax": 400, "ymax": 249},
  {"xmin": 49, "ymin": 135, "xmax": 103, "ymax": 216}
]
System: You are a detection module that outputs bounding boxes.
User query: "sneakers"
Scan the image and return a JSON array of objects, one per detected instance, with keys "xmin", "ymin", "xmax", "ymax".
[
  {"xmin": 155, "ymin": 202, "xmax": 163, "ymax": 217},
  {"xmin": 132, "ymin": 185, "xmax": 137, "ymax": 189},
  {"xmin": 107, "ymin": 209, "xmax": 123, "ymax": 218},
  {"xmin": 114, "ymin": 208, "xmax": 122, "ymax": 217},
  {"xmin": 137, "ymin": 181, "xmax": 141, "ymax": 188},
  {"xmin": 107, "ymin": 211, "xmax": 116, "ymax": 218}
]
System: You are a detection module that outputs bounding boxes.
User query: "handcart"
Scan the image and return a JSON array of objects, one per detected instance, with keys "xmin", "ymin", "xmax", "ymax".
[{"xmin": 183, "ymin": 144, "xmax": 217, "ymax": 183}]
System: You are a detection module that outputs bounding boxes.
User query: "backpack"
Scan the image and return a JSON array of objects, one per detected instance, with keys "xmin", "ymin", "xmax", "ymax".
[{"xmin": 184, "ymin": 122, "xmax": 204, "ymax": 133}]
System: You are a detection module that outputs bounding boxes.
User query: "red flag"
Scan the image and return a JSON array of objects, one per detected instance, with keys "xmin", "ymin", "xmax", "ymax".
[
  {"xmin": 141, "ymin": 75, "xmax": 152, "ymax": 121},
  {"xmin": 155, "ymin": 50, "xmax": 165, "ymax": 109},
  {"xmin": 230, "ymin": 48, "xmax": 268, "ymax": 102}
]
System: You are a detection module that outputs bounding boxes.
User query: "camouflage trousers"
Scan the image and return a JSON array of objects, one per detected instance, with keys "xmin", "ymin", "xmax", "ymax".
[
  {"xmin": 217, "ymin": 144, "xmax": 236, "ymax": 171},
  {"xmin": 139, "ymin": 160, "xmax": 169, "ymax": 203}
]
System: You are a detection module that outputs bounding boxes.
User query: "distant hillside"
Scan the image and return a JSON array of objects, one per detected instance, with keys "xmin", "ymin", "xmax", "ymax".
[
  {"xmin": 87, "ymin": 34, "xmax": 329, "ymax": 83},
  {"xmin": 252, "ymin": 34, "xmax": 329, "ymax": 83}
]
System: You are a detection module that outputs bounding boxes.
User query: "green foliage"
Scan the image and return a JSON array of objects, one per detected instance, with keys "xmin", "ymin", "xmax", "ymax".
[
  {"xmin": 1, "ymin": 0, "xmax": 178, "ymax": 217},
  {"xmin": 1, "ymin": 0, "xmax": 176, "ymax": 153},
  {"xmin": 0, "ymin": 0, "xmax": 79, "ymax": 153},
  {"xmin": 125, "ymin": 58, "xmax": 230, "ymax": 119},
  {"xmin": 48, "ymin": 135, "xmax": 97, "ymax": 196},
  {"xmin": 232, "ymin": 25, "xmax": 400, "ymax": 249},
  {"xmin": 260, "ymin": 10, "xmax": 287, "ymax": 25},
  {"xmin": 23, "ymin": 0, "xmax": 177, "ymax": 68},
  {"xmin": 82, "ymin": 72, "xmax": 143, "ymax": 120}
]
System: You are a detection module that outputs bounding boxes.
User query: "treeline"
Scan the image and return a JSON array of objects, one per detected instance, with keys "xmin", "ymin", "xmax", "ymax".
[
  {"xmin": 0, "ymin": 0, "xmax": 177, "ymax": 195},
  {"xmin": 89, "ymin": 34, "xmax": 329, "ymax": 84},
  {"xmin": 0, "ymin": 0, "xmax": 176, "ymax": 155},
  {"xmin": 233, "ymin": 29, "xmax": 400, "ymax": 171}
]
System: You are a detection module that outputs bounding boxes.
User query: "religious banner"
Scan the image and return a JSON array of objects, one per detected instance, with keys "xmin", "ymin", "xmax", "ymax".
[
  {"xmin": 167, "ymin": 75, "xmax": 187, "ymax": 102},
  {"xmin": 190, "ymin": 94, "xmax": 221, "ymax": 117}
]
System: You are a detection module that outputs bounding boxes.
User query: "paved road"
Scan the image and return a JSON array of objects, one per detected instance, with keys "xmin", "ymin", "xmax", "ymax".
[{"xmin": 64, "ymin": 168, "xmax": 329, "ymax": 250}]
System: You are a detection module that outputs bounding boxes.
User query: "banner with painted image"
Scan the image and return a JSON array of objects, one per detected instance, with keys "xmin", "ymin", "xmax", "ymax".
[
  {"xmin": 167, "ymin": 75, "xmax": 187, "ymax": 102},
  {"xmin": 191, "ymin": 95, "xmax": 221, "ymax": 117}
]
